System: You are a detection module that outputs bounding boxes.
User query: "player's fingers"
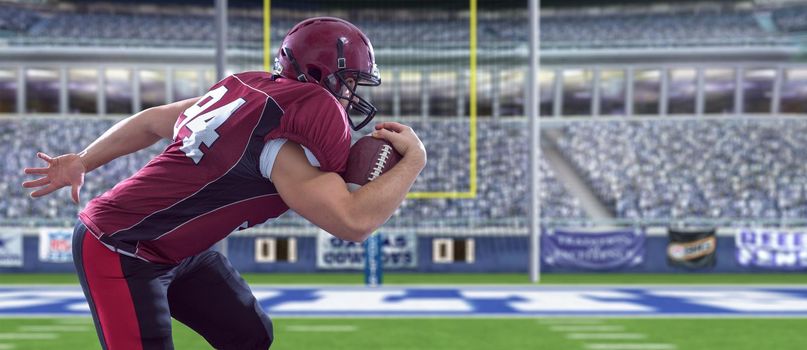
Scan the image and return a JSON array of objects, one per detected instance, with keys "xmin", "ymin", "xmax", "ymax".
[
  {"xmin": 375, "ymin": 122, "xmax": 407, "ymax": 132},
  {"xmin": 371, "ymin": 128, "xmax": 386, "ymax": 138},
  {"xmin": 371, "ymin": 127, "xmax": 391, "ymax": 138},
  {"xmin": 30, "ymin": 184, "xmax": 59, "ymax": 198},
  {"xmin": 372, "ymin": 128, "xmax": 403, "ymax": 144},
  {"xmin": 22, "ymin": 177, "xmax": 51, "ymax": 188},
  {"xmin": 71, "ymin": 184, "xmax": 81, "ymax": 204},
  {"xmin": 37, "ymin": 152, "xmax": 56, "ymax": 164},
  {"xmin": 23, "ymin": 167, "xmax": 49, "ymax": 175}
]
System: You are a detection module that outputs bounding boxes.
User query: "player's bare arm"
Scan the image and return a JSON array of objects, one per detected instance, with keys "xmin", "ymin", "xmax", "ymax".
[
  {"xmin": 21, "ymin": 97, "xmax": 199, "ymax": 203},
  {"xmin": 272, "ymin": 122, "xmax": 426, "ymax": 243}
]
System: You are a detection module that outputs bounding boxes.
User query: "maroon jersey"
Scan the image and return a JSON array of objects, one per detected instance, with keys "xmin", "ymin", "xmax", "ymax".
[{"xmin": 79, "ymin": 72, "xmax": 351, "ymax": 264}]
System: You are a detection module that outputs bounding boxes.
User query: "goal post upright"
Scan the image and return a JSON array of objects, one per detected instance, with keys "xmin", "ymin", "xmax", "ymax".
[
  {"xmin": 407, "ymin": 0, "xmax": 478, "ymax": 200},
  {"xmin": 215, "ymin": 0, "xmax": 228, "ymax": 81},
  {"xmin": 261, "ymin": 0, "xmax": 478, "ymax": 200},
  {"xmin": 528, "ymin": 0, "xmax": 541, "ymax": 283},
  {"xmin": 263, "ymin": 0, "xmax": 271, "ymax": 73}
]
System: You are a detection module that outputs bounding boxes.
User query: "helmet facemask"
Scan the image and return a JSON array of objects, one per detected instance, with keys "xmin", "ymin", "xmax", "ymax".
[{"xmin": 325, "ymin": 66, "xmax": 380, "ymax": 131}]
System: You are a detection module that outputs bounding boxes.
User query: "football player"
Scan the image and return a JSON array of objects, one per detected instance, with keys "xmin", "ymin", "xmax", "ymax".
[{"xmin": 22, "ymin": 17, "xmax": 425, "ymax": 350}]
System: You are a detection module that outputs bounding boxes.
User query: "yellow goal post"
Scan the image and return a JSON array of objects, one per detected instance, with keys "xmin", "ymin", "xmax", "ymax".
[{"xmin": 262, "ymin": 0, "xmax": 478, "ymax": 200}]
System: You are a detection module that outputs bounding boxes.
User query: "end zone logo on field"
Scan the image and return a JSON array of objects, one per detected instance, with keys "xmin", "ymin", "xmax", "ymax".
[{"xmin": 5, "ymin": 286, "xmax": 807, "ymax": 317}]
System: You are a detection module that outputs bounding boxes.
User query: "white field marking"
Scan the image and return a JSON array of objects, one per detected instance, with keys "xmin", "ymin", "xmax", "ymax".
[
  {"xmin": 585, "ymin": 344, "xmax": 676, "ymax": 350},
  {"xmin": 568, "ymin": 333, "xmax": 647, "ymax": 340},
  {"xmin": 252, "ymin": 291, "xmax": 281, "ymax": 301},
  {"xmin": 0, "ymin": 344, "xmax": 15, "ymax": 350},
  {"xmin": 550, "ymin": 325, "xmax": 626, "ymax": 332},
  {"xmin": 537, "ymin": 319, "xmax": 606, "ymax": 325},
  {"xmin": 66, "ymin": 302, "xmax": 90, "ymax": 312},
  {"xmin": 0, "ymin": 300, "xmax": 61, "ymax": 310},
  {"xmin": 18, "ymin": 325, "xmax": 92, "ymax": 332},
  {"xmin": 648, "ymin": 291, "xmax": 807, "ymax": 312},
  {"xmin": 462, "ymin": 291, "xmax": 652, "ymax": 312},
  {"xmin": 272, "ymin": 290, "xmax": 471, "ymax": 312},
  {"xmin": 0, "ymin": 333, "xmax": 59, "ymax": 340},
  {"xmin": 285, "ymin": 325, "xmax": 358, "ymax": 332}
]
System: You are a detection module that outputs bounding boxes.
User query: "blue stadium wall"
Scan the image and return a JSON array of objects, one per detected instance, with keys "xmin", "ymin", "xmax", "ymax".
[{"xmin": 1, "ymin": 235, "xmax": 799, "ymax": 274}]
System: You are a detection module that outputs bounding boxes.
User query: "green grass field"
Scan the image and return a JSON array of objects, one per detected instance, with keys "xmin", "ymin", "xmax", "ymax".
[
  {"xmin": 2, "ymin": 273, "xmax": 805, "ymax": 349},
  {"xmin": 1, "ymin": 317, "xmax": 805, "ymax": 350}
]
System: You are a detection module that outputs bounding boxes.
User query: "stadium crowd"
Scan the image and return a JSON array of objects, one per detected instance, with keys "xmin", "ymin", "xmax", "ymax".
[
  {"xmin": 1, "ymin": 118, "xmax": 584, "ymax": 225},
  {"xmin": 1, "ymin": 2, "xmax": 805, "ymax": 49},
  {"xmin": 1, "ymin": 119, "xmax": 166, "ymax": 221},
  {"xmin": 555, "ymin": 119, "xmax": 807, "ymax": 221},
  {"xmin": 772, "ymin": 4, "xmax": 807, "ymax": 33},
  {"xmin": 7, "ymin": 118, "xmax": 807, "ymax": 225},
  {"xmin": 4, "ymin": 1, "xmax": 807, "ymax": 226}
]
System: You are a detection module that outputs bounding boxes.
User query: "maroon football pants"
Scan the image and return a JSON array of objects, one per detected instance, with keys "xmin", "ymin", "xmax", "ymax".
[{"xmin": 72, "ymin": 221, "xmax": 273, "ymax": 350}]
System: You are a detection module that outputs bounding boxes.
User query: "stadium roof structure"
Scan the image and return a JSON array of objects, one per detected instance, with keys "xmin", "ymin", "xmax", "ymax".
[{"xmin": 59, "ymin": 0, "xmax": 526, "ymax": 10}]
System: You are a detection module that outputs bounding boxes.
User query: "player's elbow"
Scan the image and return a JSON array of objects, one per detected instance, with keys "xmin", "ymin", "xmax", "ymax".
[
  {"xmin": 338, "ymin": 219, "xmax": 375, "ymax": 243},
  {"xmin": 321, "ymin": 200, "xmax": 374, "ymax": 242},
  {"xmin": 311, "ymin": 218, "xmax": 372, "ymax": 243}
]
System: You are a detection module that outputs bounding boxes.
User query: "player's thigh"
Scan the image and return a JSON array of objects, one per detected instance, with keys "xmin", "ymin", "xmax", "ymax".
[
  {"xmin": 73, "ymin": 222, "xmax": 175, "ymax": 350},
  {"xmin": 168, "ymin": 250, "xmax": 273, "ymax": 350}
]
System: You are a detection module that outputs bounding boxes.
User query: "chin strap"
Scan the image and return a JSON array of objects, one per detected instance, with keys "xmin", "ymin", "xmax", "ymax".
[
  {"xmin": 336, "ymin": 38, "xmax": 347, "ymax": 69},
  {"xmin": 283, "ymin": 47, "xmax": 308, "ymax": 82}
]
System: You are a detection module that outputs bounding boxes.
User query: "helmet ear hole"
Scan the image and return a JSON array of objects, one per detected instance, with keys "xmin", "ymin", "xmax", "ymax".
[{"xmin": 307, "ymin": 67, "xmax": 322, "ymax": 83}]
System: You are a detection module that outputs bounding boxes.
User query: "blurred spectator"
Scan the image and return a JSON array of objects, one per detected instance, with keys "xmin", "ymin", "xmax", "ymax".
[
  {"xmin": 0, "ymin": 2, "xmax": 802, "ymax": 49},
  {"xmin": 6, "ymin": 118, "xmax": 805, "ymax": 227},
  {"xmin": 555, "ymin": 119, "xmax": 807, "ymax": 221},
  {"xmin": 2, "ymin": 118, "xmax": 584, "ymax": 226}
]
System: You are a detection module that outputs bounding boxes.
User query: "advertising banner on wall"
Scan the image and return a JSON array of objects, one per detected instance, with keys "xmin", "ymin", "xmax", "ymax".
[
  {"xmin": 667, "ymin": 228, "xmax": 716, "ymax": 269},
  {"xmin": 39, "ymin": 228, "xmax": 73, "ymax": 263},
  {"xmin": 736, "ymin": 228, "xmax": 807, "ymax": 270},
  {"xmin": 0, "ymin": 230, "xmax": 24, "ymax": 267},
  {"xmin": 317, "ymin": 230, "xmax": 417, "ymax": 270},
  {"xmin": 541, "ymin": 228, "xmax": 645, "ymax": 270}
]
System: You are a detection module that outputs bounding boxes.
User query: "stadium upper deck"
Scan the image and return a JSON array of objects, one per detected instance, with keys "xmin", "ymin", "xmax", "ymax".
[{"xmin": 0, "ymin": 1, "xmax": 805, "ymax": 50}]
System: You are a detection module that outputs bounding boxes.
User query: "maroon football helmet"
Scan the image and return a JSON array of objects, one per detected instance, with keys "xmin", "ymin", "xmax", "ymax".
[{"xmin": 274, "ymin": 17, "xmax": 381, "ymax": 131}]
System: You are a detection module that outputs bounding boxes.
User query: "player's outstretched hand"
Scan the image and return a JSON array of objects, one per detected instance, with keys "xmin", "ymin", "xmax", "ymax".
[
  {"xmin": 22, "ymin": 152, "xmax": 86, "ymax": 204},
  {"xmin": 371, "ymin": 122, "xmax": 426, "ymax": 165}
]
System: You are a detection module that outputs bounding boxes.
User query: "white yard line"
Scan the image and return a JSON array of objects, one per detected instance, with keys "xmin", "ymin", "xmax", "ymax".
[
  {"xmin": 568, "ymin": 333, "xmax": 647, "ymax": 340},
  {"xmin": 0, "ymin": 333, "xmax": 59, "ymax": 340},
  {"xmin": 537, "ymin": 319, "xmax": 606, "ymax": 325},
  {"xmin": 585, "ymin": 344, "xmax": 677, "ymax": 350},
  {"xmin": 541, "ymin": 319, "xmax": 675, "ymax": 350},
  {"xmin": 285, "ymin": 325, "xmax": 358, "ymax": 332},
  {"xmin": 18, "ymin": 325, "xmax": 92, "ymax": 332},
  {"xmin": 550, "ymin": 325, "xmax": 625, "ymax": 332}
]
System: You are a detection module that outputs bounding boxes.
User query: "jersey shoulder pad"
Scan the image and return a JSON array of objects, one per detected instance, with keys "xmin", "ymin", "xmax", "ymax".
[
  {"xmin": 266, "ymin": 83, "xmax": 351, "ymax": 173},
  {"xmin": 232, "ymin": 71, "xmax": 274, "ymax": 85}
]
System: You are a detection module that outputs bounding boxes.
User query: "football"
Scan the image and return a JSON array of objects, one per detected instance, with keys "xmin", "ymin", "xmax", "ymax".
[{"xmin": 342, "ymin": 135, "xmax": 403, "ymax": 192}]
